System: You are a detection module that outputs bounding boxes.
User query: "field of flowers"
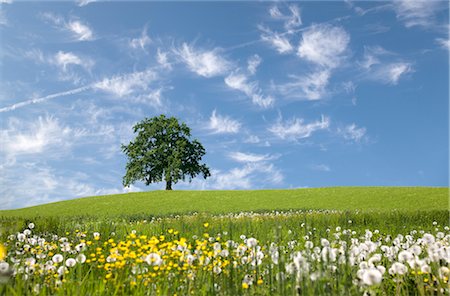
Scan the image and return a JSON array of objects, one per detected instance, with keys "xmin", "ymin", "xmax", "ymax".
[{"xmin": 0, "ymin": 210, "xmax": 449, "ymax": 295}]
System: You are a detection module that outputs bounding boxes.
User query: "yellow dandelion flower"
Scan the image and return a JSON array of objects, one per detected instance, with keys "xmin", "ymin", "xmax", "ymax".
[
  {"xmin": 242, "ymin": 282, "xmax": 249, "ymax": 289},
  {"xmin": 0, "ymin": 244, "xmax": 6, "ymax": 261},
  {"xmin": 203, "ymin": 222, "xmax": 209, "ymax": 228},
  {"xmin": 257, "ymin": 279, "xmax": 263, "ymax": 285}
]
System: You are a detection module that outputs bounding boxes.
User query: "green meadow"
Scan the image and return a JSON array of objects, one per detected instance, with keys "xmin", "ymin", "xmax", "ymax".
[
  {"xmin": 1, "ymin": 187, "xmax": 447, "ymax": 218},
  {"xmin": 0, "ymin": 187, "xmax": 449, "ymax": 295}
]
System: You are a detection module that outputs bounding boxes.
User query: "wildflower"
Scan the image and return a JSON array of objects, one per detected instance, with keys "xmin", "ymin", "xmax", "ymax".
[
  {"xmin": 28, "ymin": 223, "xmax": 35, "ymax": 229},
  {"xmin": 17, "ymin": 233, "xmax": 26, "ymax": 242},
  {"xmin": 52, "ymin": 254, "xmax": 64, "ymax": 264},
  {"xmin": 422, "ymin": 233, "xmax": 435, "ymax": 245},
  {"xmin": 65, "ymin": 258, "xmax": 76, "ymax": 268},
  {"xmin": 246, "ymin": 238, "xmax": 258, "ymax": 248},
  {"xmin": 203, "ymin": 222, "xmax": 209, "ymax": 228},
  {"xmin": 361, "ymin": 268, "xmax": 383, "ymax": 286},
  {"xmin": 0, "ymin": 244, "xmax": 5, "ymax": 261},
  {"xmin": 398, "ymin": 250, "xmax": 413, "ymax": 263},
  {"xmin": 389, "ymin": 262, "xmax": 408, "ymax": 276}
]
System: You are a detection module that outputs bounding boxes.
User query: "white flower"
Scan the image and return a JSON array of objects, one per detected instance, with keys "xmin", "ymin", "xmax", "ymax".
[
  {"xmin": 65, "ymin": 258, "xmax": 76, "ymax": 268},
  {"xmin": 52, "ymin": 254, "xmax": 64, "ymax": 264},
  {"xmin": 389, "ymin": 262, "xmax": 408, "ymax": 275},
  {"xmin": 28, "ymin": 223, "xmax": 35, "ymax": 229},
  {"xmin": 0, "ymin": 262, "xmax": 9, "ymax": 274},
  {"xmin": 246, "ymin": 238, "xmax": 258, "ymax": 248},
  {"xmin": 398, "ymin": 250, "xmax": 413, "ymax": 263},
  {"xmin": 144, "ymin": 253, "xmax": 162, "ymax": 266},
  {"xmin": 361, "ymin": 268, "xmax": 383, "ymax": 286},
  {"xmin": 17, "ymin": 233, "xmax": 26, "ymax": 242},
  {"xmin": 213, "ymin": 266, "xmax": 222, "ymax": 274},
  {"xmin": 23, "ymin": 229, "xmax": 31, "ymax": 236},
  {"xmin": 422, "ymin": 233, "xmax": 435, "ymax": 245},
  {"xmin": 76, "ymin": 254, "xmax": 86, "ymax": 264},
  {"xmin": 57, "ymin": 266, "xmax": 67, "ymax": 276},
  {"xmin": 240, "ymin": 235, "xmax": 246, "ymax": 240},
  {"xmin": 305, "ymin": 241, "xmax": 314, "ymax": 249},
  {"xmin": 93, "ymin": 232, "xmax": 100, "ymax": 238}
]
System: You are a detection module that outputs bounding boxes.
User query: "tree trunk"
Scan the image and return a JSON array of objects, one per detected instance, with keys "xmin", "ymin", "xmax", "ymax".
[{"xmin": 165, "ymin": 180, "xmax": 172, "ymax": 190}]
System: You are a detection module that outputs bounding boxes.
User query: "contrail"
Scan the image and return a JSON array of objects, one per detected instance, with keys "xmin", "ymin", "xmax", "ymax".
[{"xmin": 0, "ymin": 85, "xmax": 93, "ymax": 113}]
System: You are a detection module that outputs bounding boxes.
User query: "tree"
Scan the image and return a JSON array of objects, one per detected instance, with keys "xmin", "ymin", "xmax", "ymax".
[{"xmin": 122, "ymin": 115, "xmax": 210, "ymax": 190}]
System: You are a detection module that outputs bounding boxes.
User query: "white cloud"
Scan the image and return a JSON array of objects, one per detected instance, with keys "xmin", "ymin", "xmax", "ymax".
[
  {"xmin": 393, "ymin": 0, "xmax": 441, "ymax": 28},
  {"xmin": 174, "ymin": 43, "xmax": 231, "ymax": 77},
  {"xmin": 244, "ymin": 134, "xmax": 260, "ymax": 144},
  {"xmin": 269, "ymin": 4, "xmax": 302, "ymax": 31},
  {"xmin": 436, "ymin": 38, "xmax": 450, "ymax": 50},
  {"xmin": 338, "ymin": 123, "xmax": 367, "ymax": 142},
  {"xmin": 41, "ymin": 13, "xmax": 94, "ymax": 41},
  {"xmin": 53, "ymin": 51, "xmax": 94, "ymax": 71},
  {"xmin": 371, "ymin": 62, "xmax": 414, "ymax": 85},
  {"xmin": 269, "ymin": 115, "xmax": 330, "ymax": 140},
  {"xmin": 129, "ymin": 27, "xmax": 151, "ymax": 50},
  {"xmin": 67, "ymin": 20, "xmax": 94, "ymax": 41},
  {"xmin": 24, "ymin": 49, "xmax": 46, "ymax": 63},
  {"xmin": 259, "ymin": 26, "xmax": 294, "ymax": 54},
  {"xmin": 359, "ymin": 46, "xmax": 413, "ymax": 85},
  {"xmin": 298, "ymin": 24, "xmax": 350, "ymax": 69},
  {"xmin": 247, "ymin": 54, "xmax": 262, "ymax": 75},
  {"xmin": 277, "ymin": 70, "xmax": 330, "ymax": 100},
  {"xmin": 190, "ymin": 162, "xmax": 283, "ymax": 190},
  {"xmin": 224, "ymin": 72, "xmax": 274, "ymax": 108},
  {"xmin": 0, "ymin": 9, "xmax": 7, "ymax": 26},
  {"xmin": 0, "ymin": 116, "xmax": 77, "ymax": 162},
  {"xmin": 311, "ymin": 164, "xmax": 331, "ymax": 172},
  {"xmin": 228, "ymin": 152, "xmax": 275, "ymax": 163},
  {"xmin": 77, "ymin": 0, "xmax": 96, "ymax": 7},
  {"xmin": 94, "ymin": 70, "xmax": 159, "ymax": 97},
  {"xmin": 156, "ymin": 48, "xmax": 172, "ymax": 69},
  {"xmin": 208, "ymin": 109, "xmax": 241, "ymax": 134},
  {"xmin": 0, "ymin": 162, "xmax": 141, "ymax": 209}
]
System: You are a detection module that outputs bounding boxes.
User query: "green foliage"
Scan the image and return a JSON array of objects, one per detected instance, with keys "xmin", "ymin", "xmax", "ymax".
[
  {"xmin": 122, "ymin": 115, "xmax": 210, "ymax": 190},
  {"xmin": 0, "ymin": 187, "xmax": 447, "ymax": 219}
]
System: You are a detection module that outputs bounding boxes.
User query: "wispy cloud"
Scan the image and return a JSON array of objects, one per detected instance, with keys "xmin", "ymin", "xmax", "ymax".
[
  {"xmin": 77, "ymin": 0, "xmax": 97, "ymax": 7},
  {"xmin": 0, "ymin": 116, "xmax": 78, "ymax": 162},
  {"xmin": 224, "ymin": 72, "xmax": 274, "ymax": 108},
  {"xmin": 436, "ymin": 38, "xmax": 450, "ymax": 50},
  {"xmin": 276, "ymin": 70, "xmax": 330, "ymax": 100},
  {"xmin": 393, "ymin": 0, "xmax": 442, "ymax": 28},
  {"xmin": 41, "ymin": 12, "xmax": 94, "ymax": 41},
  {"xmin": 53, "ymin": 51, "xmax": 94, "ymax": 71},
  {"xmin": 190, "ymin": 162, "xmax": 283, "ymax": 190},
  {"xmin": 208, "ymin": 109, "xmax": 241, "ymax": 134},
  {"xmin": 228, "ymin": 151, "xmax": 276, "ymax": 163},
  {"xmin": 298, "ymin": 23, "xmax": 350, "ymax": 69},
  {"xmin": 259, "ymin": 26, "xmax": 294, "ymax": 54},
  {"xmin": 269, "ymin": 115, "xmax": 330, "ymax": 140},
  {"xmin": 338, "ymin": 123, "xmax": 367, "ymax": 143},
  {"xmin": 129, "ymin": 27, "xmax": 151, "ymax": 50},
  {"xmin": 173, "ymin": 43, "xmax": 231, "ymax": 78},
  {"xmin": 67, "ymin": 20, "xmax": 94, "ymax": 41},
  {"xmin": 94, "ymin": 70, "xmax": 159, "ymax": 97},
  {"xmin": 372, "ymin": 62, "xmax": 414, "ymax": 85},
  {"xmin": 311, "ymin": 164, "xmax": 331, "ymax": 172},
  {"xmin": 156, "ymin": 48, "xmax": 172, "ymax": 70},
  {"xmin": 247, "ymin": 54, "xmax": 262, "ymax": 75},
  {"xmin": 269, "ymin": 4, "xmax": 302, "ymax": 31},
  {"xmin": 359, "ymin": 46, "xmax": 414, "ymax": 85}
]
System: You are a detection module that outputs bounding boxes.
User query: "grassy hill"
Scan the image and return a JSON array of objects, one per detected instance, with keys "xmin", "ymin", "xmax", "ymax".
[{"xmin": 1, "ymin": 187, "xmax": 447, "ymax": 219}]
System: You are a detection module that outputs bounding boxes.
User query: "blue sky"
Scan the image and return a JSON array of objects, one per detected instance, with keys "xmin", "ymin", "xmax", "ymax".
[{"xmin": 0, "ymin": 1, "xmax": 448, "ymax": 209}]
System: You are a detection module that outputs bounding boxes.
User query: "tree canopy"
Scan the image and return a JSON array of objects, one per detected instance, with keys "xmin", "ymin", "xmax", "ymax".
[{"xmin": 122, "ymin": 115, "xmax": 210, "ymax": 190}]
